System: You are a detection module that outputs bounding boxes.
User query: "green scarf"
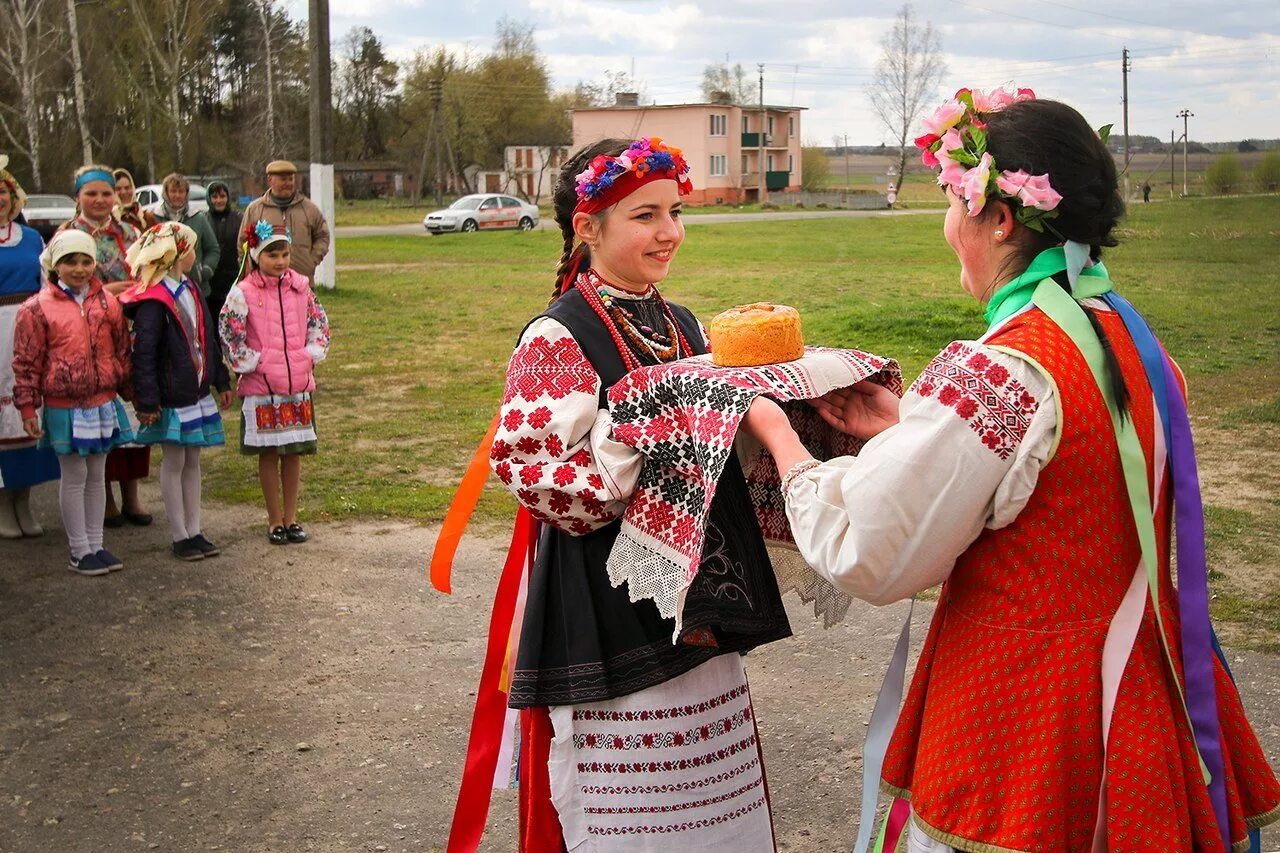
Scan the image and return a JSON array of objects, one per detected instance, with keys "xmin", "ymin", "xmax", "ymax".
[{"xmin": 983, "ymin": 245, "xmax": 1113, "ymax": 330}]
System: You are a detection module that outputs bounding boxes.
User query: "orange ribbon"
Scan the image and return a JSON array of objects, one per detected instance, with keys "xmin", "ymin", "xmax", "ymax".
[{"xmin": 430, "ymin": 413, "xmax": 500, "ymax": 593}]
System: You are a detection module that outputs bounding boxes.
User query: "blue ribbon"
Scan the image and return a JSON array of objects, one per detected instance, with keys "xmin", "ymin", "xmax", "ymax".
[
  {"xmin": 73, "ymin": 169, "xmax": 115, "ymax": 195},
  {"xmin": 1103, "ymin": 292, "xmax": 1231, "ymax": 849}
]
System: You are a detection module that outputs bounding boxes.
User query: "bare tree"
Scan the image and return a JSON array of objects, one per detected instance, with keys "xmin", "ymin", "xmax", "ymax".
[
  {"xmin": 868, "ymin": 4, "xmax": 945, "ymax": 188},
  {"xmin": 0, "ymin": 0, "xmax": 62, "ymax": 189},
  {"xmin": 124, "ymin": 0, "xmax": 219, "ymax": 169},
  {"xmin": 254, "ymin": 0, "xmax": 278, "ymax": 153},
  {"xmin": 63, "ymin": 0, "xmax": 93, "ymax": 164},
  {"xmin": 700, "ymin": 61, "xmax": 754, "ymax": 104}
]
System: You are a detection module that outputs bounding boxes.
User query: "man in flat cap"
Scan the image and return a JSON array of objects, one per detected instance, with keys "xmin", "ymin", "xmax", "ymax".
[{"xmin": 240, "ymin": 160, "xmax": 331, "ymax": 283}]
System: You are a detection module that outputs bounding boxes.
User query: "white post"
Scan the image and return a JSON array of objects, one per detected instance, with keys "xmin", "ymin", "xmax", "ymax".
[{"xmin": 311, "ymin": 162, "xmax": 335, "ymax": 290}]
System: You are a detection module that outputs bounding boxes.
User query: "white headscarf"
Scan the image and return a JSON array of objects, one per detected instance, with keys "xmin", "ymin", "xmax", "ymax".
[
  {"xmin": 125, "ymin": 221, "xmax": 199, "ymax": 287},
  {"xmin": 40, "ymin": 229, "xmax": 97, "ymax": 272}
]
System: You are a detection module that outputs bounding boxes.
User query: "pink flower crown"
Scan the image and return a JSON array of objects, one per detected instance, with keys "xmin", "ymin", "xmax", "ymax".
[
  {"xmin": 916, "ymin": 87, "xmax": 1091, "ymax": 233},
  {"xmin": 574, "ymin": 137, "xmax": 692, "ymax": 211}
]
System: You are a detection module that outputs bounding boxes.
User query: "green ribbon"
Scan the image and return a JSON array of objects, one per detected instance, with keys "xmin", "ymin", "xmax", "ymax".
[
  {"xmin": 1030, "ymin": 278, "xmax": 1210, "ymax": 784},
  {"xmin": 984, "ymin": 246, "xmax": 1112, "ymax": 329}
]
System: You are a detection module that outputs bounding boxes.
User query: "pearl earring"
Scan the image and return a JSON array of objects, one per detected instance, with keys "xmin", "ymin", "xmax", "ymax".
[{"xmin": 994, "ymin": 229, "xmax": 1005, "ymax": 239}]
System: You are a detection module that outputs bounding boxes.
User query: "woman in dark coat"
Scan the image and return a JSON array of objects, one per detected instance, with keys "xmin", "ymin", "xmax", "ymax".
[{"xmin": 205, "ymin": 180, "xmax": 242, "ymax": 315}]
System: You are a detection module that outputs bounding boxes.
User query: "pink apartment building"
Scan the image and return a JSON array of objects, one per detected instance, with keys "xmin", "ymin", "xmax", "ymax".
[{"xmin": 571, "ymin": 95, "xmax": 805, "ymax": 205}]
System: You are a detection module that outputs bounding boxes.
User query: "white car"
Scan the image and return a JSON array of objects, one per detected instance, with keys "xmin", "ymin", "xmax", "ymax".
[
  {"xmin": 135, "ymin": 183, "xmax": 209, "ymax": 214},
  {"xmin": 423, "ymin": 194, "xmax": 539, "ymax": 235}
]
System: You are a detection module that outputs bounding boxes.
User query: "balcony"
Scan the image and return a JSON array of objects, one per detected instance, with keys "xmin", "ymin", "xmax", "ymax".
[
  {"xmin": 741, "ymin": 132, "xmax": 789, "ymax": 148},
  {"xmin": 740, "ymin": 171, "xmax": 793, "ymax": 191}
]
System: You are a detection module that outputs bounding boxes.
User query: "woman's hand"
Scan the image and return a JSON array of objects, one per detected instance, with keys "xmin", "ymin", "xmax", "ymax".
[
  {"xmin": 808, "ymin": 379, "xmax": 900, "ymax": 439},
  {"xmin": 22, "ymin": 417, "xmax": 41, "ymax": 438},
  {"xmin": 218, "ymin": 390, "xmax": 233, "ymax": 410},
  {"xmin": 137, "ymin": 410, "xmax": 160, "ymax": 426},
  {"xmin": 741, "ymin": 396, "xmax": 812, "ymax": 477}
]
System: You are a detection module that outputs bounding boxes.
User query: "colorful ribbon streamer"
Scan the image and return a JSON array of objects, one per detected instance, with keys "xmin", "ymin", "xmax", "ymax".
[
  {"xmin": 430, "ymin": 414, "xmax": 500, "ymax": 594},
  {"xmin": 445, "ymin": 507, "xmax": 537, "ymax": 853}
]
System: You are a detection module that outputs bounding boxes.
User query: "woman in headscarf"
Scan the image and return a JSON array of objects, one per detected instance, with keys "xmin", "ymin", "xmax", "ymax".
[
  {"xmin": 153, "ymin": 173, "xmax": 219, "ymax": 298},
  {"xmin": 205, "ymin": 180, "xmax": 242, "ymax": 316},
  {"xmin": 113, "ymin": 168, "xmax": 157, "ymax": 233}
]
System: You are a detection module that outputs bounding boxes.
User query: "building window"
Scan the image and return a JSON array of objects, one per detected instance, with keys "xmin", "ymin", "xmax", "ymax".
[
  {"xmin": 710, "ymin": 154, "xmax": 727, "ymax": 177},
  {"xmin": 789, "ymin": 116, "xmax": 795, "ymax": 136},
  {"xmin": 741, "ymin": 153, "xmax": 749, "ymax": 174},
  {"xmin": 789, "ymin": 154, "xmax": 794, "ymax": 173},
  {"xmin": 742, "ymin": 115, "xmax": 749, "ymax": 134},
  {"xmin": 709, "ymin": 114, "xmax": 727, "ymax": 136},
  {"xmin": 767, "ymin": 116, "xmax": 774, "ymax": 135},
  {"xmin": 767, "ymin": 154, "xmax": 774, "ymax": 171}
]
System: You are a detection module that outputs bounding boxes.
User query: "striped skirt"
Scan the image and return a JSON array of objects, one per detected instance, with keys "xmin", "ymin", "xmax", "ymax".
[
  {"xmin": 41, "ymin": 400, "xmax": 136, "ymax": 456},
  {"xmin": 136, "ymin": 395, "xmax": 225, "ymax": 447}
]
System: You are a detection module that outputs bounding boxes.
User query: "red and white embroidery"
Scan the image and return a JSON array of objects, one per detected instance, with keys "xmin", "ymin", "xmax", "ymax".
[
  {"xmin": 492, "ymin": 321, "xmax": 626, "ymax": 534},
  {"xmin": 911, "ymin": 342, "xmax": 1039, "ymax": 460},
  {"xmin": 502, "ymin": 334, "xmax": 598, "ymax": 404}
]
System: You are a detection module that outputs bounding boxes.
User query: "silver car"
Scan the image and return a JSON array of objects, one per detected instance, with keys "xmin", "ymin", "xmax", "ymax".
[
  {"xmin": 423, "ymin": 193, "xmax": 538, "ymax": 235},
  {"xmin": 22, "ymin": 194, "xmax": 77, "ymax": 240}
]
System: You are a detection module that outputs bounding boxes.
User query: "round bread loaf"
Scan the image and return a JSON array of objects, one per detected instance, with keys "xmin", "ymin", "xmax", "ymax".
[{"xmin": 708, "ymin": 303, "xmax": 804, "ymax": 367}]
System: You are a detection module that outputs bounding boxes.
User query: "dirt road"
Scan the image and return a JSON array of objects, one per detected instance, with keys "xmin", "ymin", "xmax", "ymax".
[{"xmin": 2, "ymin": 484, "xmax": 1278, "ymax": 852}]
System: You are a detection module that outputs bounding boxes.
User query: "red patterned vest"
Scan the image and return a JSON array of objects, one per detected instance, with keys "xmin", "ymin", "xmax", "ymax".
[{"xmin": 881, "ymin": 307, "xmax": 1280, "ymax": 852}]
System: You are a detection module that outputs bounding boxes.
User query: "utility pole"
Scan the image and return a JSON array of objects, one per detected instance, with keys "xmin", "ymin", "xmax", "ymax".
[
  {"xmin": 1177, "ymin": 109, "xmax": 1194, "ymax": 196},
  {"xmin": 844, "ymin": 133, "xmax": 850, "ymax": 189},
  {"xmin": 428, "ymin": 79, "xmax": 445, "ymax": 205},
  {"xmin": 757, "ymin": 63, "xmax": 766, "ymax": 206},
  {"xmin": 1121, "ymin": 47, "xmax": 1131, "ymax": 201},
  {"xmin": 308, "ymin": 0, "xmax": 335, "ymax": 289},
  {"xmin": 1170, "ymin": 129, "xmax": 1175, "ymax": 199}
]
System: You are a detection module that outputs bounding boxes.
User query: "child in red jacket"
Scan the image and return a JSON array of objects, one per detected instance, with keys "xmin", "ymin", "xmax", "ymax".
[{"xmin": 12, "ymin": 230, "xmax": 135, "ymax": 575}]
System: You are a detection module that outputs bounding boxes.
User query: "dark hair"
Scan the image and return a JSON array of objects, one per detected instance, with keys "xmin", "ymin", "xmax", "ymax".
[
  {"xmin": 548, "ymin": 138, "xmax": 631, "ymax": 305},
  {"xmin": 985, "ymin": 99, "xmax": 1131, "ymax": 417}
]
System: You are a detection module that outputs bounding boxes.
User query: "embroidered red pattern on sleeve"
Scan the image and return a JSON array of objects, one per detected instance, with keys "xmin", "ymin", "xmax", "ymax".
[
  {"xmin": 910, "ymin": 341, "xmax": 1039, "ymax": 460},
  {"xmin": 492, "ymin": 330, "xmax": 621, "ymax": 535}
]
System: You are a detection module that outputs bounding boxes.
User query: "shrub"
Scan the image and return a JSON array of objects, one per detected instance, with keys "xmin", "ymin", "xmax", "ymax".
[
  {"xmin": 1206, "ymin": 153, "xmax": 1244, "ymax": 194},
  {"xmin": 800, "ymin": 146, "xmax": 830, "ymax": 191},
  {"xmin": 1254, "ymin": 151, "xmax": 1280, "ymax": 193}
]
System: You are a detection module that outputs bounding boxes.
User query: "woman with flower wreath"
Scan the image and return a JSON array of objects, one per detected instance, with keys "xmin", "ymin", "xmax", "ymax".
[
  {"xmin": 743, "ymin": 89, "xmax": 1279, "ymax": 851},
  {"xmin": 465, "ymin": 138, "xmax": 791, "ymax": 851}
]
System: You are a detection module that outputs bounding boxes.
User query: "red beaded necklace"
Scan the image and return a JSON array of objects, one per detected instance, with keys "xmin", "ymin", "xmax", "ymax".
[{"xmin": 574, "ymin": 269, "xmax": 695, "ymax": 372}]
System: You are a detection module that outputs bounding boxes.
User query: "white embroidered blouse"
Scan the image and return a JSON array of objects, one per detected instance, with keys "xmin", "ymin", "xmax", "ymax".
[
  {"xmin": 783, "ymin": 334, "xmax": 1058, "ymax": 606},
  {"xmin": 491, "ymin": 287, "xmax": 683, "ymax": 535}
]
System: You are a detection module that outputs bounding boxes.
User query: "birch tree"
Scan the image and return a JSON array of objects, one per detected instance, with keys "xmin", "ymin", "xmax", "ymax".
[
  {"xmin": 63, "ymin": 0, "xmax": 94, "ymax": 163},
  {"xmin": 0, "ymin": 0, "xmax": 62, "ymax": 189},
  {"xmin": 868, "ymin": 4, "xmax": 945, "ymax": 187}
]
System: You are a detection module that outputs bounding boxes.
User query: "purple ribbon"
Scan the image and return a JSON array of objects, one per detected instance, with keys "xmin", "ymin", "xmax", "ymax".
[{"xmin": 1105, "ymin": 293, "xmax": 1229, "ymax": 847}]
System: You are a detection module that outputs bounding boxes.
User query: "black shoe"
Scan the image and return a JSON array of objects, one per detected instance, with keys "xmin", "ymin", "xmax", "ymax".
[
  {"xmin": 189, "ymin": 533, "xmax": 220, "ymax": 557},
  {"xmin": 172, "ymin": 538, "xmax": 205, "ymax": 561},
  {"xmin": 103, "ymin": 513, "xmax": 126, "ymax": 529},
  {"xmin": 68, "ymin": 552, "xmax": 110, "ymax": 576},
  {"xmin": 122, "ymin": 510, "xmax": 153, "ymax": 526},
  {"xmin": 96, "ymin": 548, "xmax": 124, "ymax": 571},
  {"xmin": 285, "ymin": 523, "xmax": 309, "ymax": 544},
  {"xmin": 268, "ymin": 526, "xmax": 288, "ymax": 545}
]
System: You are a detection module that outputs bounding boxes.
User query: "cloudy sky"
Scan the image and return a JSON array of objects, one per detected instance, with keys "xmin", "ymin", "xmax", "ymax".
[{"xmin": 294, "ymin": 0, "xmax": 1279, "ymax": 145}]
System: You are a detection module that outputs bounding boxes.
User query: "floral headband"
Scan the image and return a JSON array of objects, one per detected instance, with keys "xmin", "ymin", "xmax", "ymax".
[
  {"xmin": 916, "ymin": 87, "xmax": 1093, "ymax": 233},
  {"xmin": 243, "ymin": 219, "xmax": 290, "ymax": 260},
  {"xmin": 573, "ymin": 137, "xmax": 692, "ymax": 215}
]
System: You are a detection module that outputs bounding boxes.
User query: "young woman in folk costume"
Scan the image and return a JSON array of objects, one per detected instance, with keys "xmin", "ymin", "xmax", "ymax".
[
  {"xmin": 458, "ymin": 138, "xmax": 791, "ymax": 852},
  {"xmin": 744, "ymin": 90, "xmax": 1280, "ymax": 851},
  {"xmin": 60, "ymin": 165, "xmax": 153, "ymax": 528},
  {"xmin": 0, "ymin": 155, "xmax": 59, "ymax": 538}
]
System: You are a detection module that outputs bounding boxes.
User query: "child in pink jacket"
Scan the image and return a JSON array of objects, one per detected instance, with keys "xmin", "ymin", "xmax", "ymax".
[
  {"xmin": 12, "ymin": 230, "xmax": 135, "ymax": 575},
  {"xmin": 218, "ymin": 221, "xmax": 329, "ymax": 545}
]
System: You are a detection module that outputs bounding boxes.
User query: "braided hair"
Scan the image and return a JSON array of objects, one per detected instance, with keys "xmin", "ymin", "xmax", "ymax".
[
  {"xmin": 985, "ymin": 99, "xmax": 1132, "ymax": 418},
  {"xmin": 548, "ymin": 138, "xmax": 631, "ymax": 305}
]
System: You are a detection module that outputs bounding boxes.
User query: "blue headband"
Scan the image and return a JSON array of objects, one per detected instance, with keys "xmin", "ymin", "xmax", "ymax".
[{"xmin": 73, "ymin": 169, "xmax": 115, "ymax": 194}]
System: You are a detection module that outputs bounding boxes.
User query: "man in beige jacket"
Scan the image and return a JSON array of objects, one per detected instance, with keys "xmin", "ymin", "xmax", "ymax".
[{"xmin": 240, "ymin": 160, "xmax": 331, "ymax": 282}]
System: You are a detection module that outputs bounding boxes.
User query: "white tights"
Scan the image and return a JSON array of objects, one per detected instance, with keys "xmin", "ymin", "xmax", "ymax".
[
  {"xmin": 160, "ymin": 445, "xmax": 203, "ymax": 542},
  {"xmin": 58, "ymin": 453, "xmax": 107, "ymax": 558}
]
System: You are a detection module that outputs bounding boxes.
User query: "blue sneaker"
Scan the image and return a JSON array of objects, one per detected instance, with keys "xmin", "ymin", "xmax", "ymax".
[
  {"xmin": 96, "ymin": 548, "xmax": 124, "ymax": 571},
  {"xmin": 68, "ymin": 552, "xmax": 110, "ymax": 576}
]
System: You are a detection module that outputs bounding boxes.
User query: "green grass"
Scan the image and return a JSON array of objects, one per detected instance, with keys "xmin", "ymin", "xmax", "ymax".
[{"xmin": 205, "ymin": 196, "xmax": 1280, "ymax": 640}]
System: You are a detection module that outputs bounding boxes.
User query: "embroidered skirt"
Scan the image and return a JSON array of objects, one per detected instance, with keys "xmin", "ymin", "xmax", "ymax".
[
  {"xmin": 1, "ymin": 305, "xmax": 59, "ymax": 487},
  {"xmin": 545, "ymin": 653, "xmax": 774, "ymax": 852},
  {"xmin": 239, "ymin": 392, "xmax": 317, "ymax": 456},
  {"xmin": 40, "ymin": 400, "xmax": 136, "ymax": 456},
  {"xmin": 137, "ymin": 395, "xmax": 226, "ymax": 447}
]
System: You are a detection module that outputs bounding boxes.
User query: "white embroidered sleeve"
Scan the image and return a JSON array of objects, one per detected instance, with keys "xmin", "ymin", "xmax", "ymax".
[
  {"xmin": 491, "ymin": 316, "xmax": 642, "ymax": 535},
  {"xmin": 217, "ymin": 285, "xmax": 260, "ymax": 374},
  {"xmin": 784, "ymin": 341, "xmax": 1056, "ymax": 605}
]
